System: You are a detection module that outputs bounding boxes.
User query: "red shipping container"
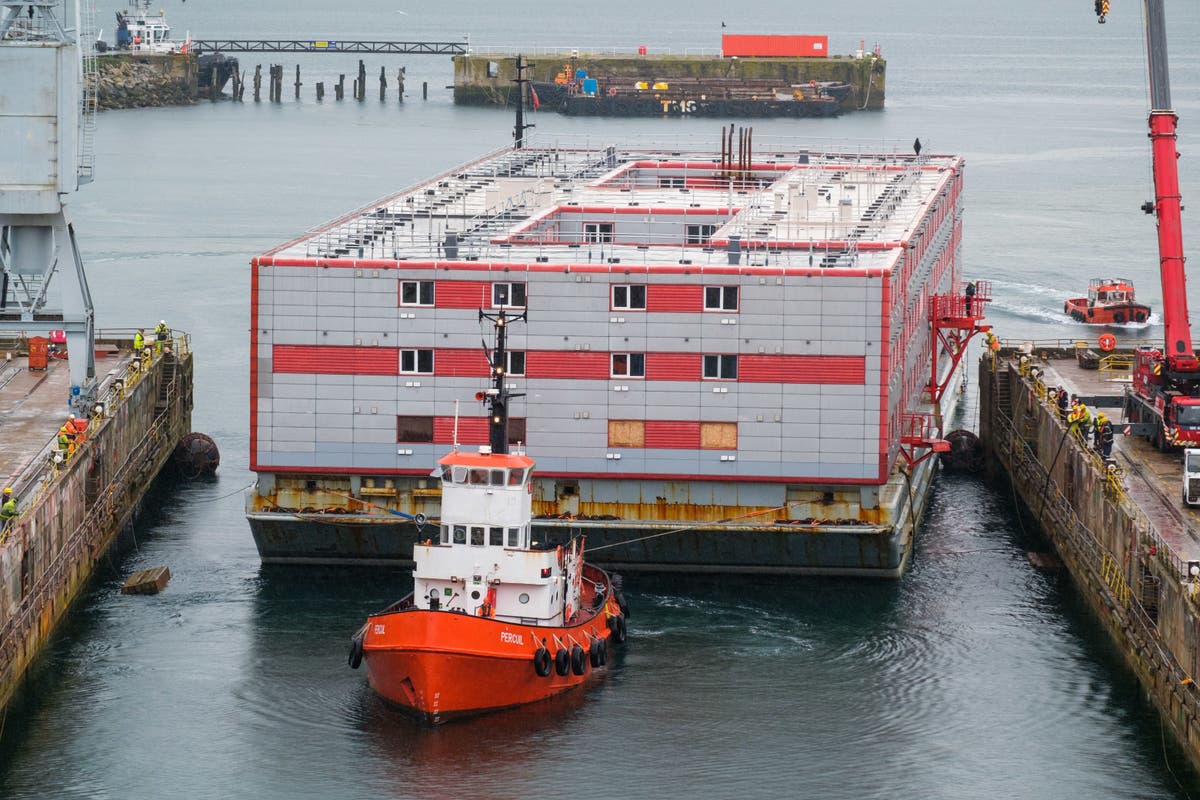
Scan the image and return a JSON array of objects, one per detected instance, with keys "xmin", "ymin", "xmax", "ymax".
[
  {"xmin": 27, "ymin": 336, "xmax": 48, "ymax": 371},
  {"xmin": 721, "ymin": 34, "xmax": 828, "ymax": 58}
]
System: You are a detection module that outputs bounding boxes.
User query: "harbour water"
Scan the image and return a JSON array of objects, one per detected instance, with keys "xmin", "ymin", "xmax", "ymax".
[{"xmin": 2, "ymin": 0, "xmax": 1200, "ymax": 796}]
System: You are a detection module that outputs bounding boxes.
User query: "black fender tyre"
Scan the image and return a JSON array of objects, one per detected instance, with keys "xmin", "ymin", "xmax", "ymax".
[
  {"xmin": 1114, "ymin": 311, "xmax": 1125, "ymax": 323},
  {"xmin": 615, "ymin": 591, "xmax": 630, "ymax": 619},
  {"xmin": 589, "ymin": 640, "xmax": 603, "ymax": 668},
  {"xmin": 1136, "ymin": 311, "xmax": 1147, "ymax": 322},
  {"xmin": 348, "ymin": 634, "xmax": 364, "ymax": 669},
  {"xmin": 571, "ymin": 644, "xmax": 588, "ymax": 675},
  {"xmin": 555, "ymin": 648, "xmax": 570, "ymax": 676},
  {"xmin": 609, "ymin": 614, "xmax": 627, "ymax": 644},
  {"xmin": 533, "ymin": 647, "xmax": 552, "ymax": 677}
]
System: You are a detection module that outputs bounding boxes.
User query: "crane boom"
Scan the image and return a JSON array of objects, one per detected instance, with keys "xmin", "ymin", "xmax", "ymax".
[{"xmin": 1143, "ymin": 0, "xmax": 1197, "ymax": 372}]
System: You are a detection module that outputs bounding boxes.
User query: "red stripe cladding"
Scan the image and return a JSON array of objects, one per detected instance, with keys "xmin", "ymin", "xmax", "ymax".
[
  {"xmin": 644, "ymin": 420, "xmax": 701, "ymax": 449},
  {"xmin": 273, "ymin": 345, "xmax": 398, "ymax": 375},
  {"xmin": 646, "ymin": 284, "xmax": 704, "ymax": 313},
  {"xmin": 526, "ymin": 350, "xmax": 611, "ymax": 379},
  {"xmin": 436, "ymin": 280, "xmax": 491, "ymax": 309},
  {"xmin": 435, "ymin": 349, "xmax": 490, "ymax": 377},
  {"xmin": 738, "ymin": 354, "xmax": 865, "ymax": 384},
  {"xmin": 645, "ymin": 352, "xmax": 703, "ymax": 381},
  {"xmin": 433, "ymin": 416, "xmax": 489, "ymax": 444}
]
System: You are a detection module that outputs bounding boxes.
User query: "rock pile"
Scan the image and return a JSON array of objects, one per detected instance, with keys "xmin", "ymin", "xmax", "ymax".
[{"xmin": 96, "ymin": 57, "xmax": 194, "ymax": 110}]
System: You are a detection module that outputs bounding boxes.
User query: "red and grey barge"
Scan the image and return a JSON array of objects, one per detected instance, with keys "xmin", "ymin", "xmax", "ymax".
[{"xmin": 246, "ymin": 133, "xmax": 984, "ymax": 576}]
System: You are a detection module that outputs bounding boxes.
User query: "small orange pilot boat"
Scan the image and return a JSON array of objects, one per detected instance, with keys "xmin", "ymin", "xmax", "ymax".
[
  {"xmin": 1063, "ymin": 277, "xmax": 1151, "ymax": 325},
  {"xmin": 348, "ymin": 308, "xmax": 628, "ymax": 723}
]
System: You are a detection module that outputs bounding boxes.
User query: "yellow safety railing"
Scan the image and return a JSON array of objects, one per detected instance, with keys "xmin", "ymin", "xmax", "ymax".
[
  {"xmin": 1101, "ymin": 551, "xmax": 1131, "ymax": 607},
  {"xmin": 1099, "ymin": 353, "xmax": 1134, "ymax": 382}
]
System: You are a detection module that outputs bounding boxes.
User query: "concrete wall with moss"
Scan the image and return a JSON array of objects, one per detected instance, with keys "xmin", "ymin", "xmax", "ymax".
[{"xmin": 454, "ymin": 53, "xmax": 885, "ymax": 111}]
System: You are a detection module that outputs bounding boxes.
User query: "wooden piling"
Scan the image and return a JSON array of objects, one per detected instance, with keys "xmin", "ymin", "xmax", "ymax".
[
  {"xmin": 209, "ymin": 64, "xmax": 218, "ymax": 102},
  {"xmin": 294, "ymin": 64, "xmax": 302, "ymax": 99},
  {"xmin": 422, "ymin": 80, "xmax": 428, "ymax": 100},
  {"xmin": 316, "ymin": 81, "xmax": 324, "ymax": 101},
  {"xmin": 379, "ymin": 66, "xmax": 387, "ymax": 101},
  {"xmin": 357, "ymin": 59, "xmax": 366, "ymax": 101},
  {"xmin": 336, "ymin": 73, "xmax": 345, "ymax": 100},
  {"xmin": 253, "ymin": 64, "xmax": 262, "ymax": 102},
  {"xmin": 397, "ymin": 66, "xmax": 405, "ymax": 102}
]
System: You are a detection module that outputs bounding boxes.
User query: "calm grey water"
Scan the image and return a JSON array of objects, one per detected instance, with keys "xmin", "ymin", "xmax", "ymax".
[{"xmin": 3, "ymin": 1, "xmax": 1200, "ymax": 797}]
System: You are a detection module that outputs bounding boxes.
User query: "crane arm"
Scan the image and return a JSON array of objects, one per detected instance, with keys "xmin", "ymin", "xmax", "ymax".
[{"xmin": 1143, "ymin": 0, "xmax": 1197, "ymax": 372}]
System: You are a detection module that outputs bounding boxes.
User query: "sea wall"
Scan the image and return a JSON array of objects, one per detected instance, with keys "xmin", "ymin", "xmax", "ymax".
[
  {"xmin": 980, "ymin": 351, "xmax": 1200, "ymax": 774},
  {"xmin": 453, "ymin": 53, "xmax": 885, "ymax": 111},
  {"xmin": 0, "ymin": 338, "xmax": 194, "ymax": 714},
  {"xmin": 97, "ymin": 53, "xmax": 197, "ymax": 110}
]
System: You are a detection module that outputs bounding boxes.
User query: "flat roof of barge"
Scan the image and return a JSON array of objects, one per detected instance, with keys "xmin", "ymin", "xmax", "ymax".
[
  {"xmin": 257, "ymin": 137, "xmax": 962, "ymax": 274},
  {"xmin": 0, "ymin": 345, "xmax": 132, "ymax": 491}
]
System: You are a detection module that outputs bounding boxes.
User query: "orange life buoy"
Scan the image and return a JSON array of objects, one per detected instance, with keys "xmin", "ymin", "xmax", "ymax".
[
  {"xmin": 607, "ymin": 87, "xmax": 617, "ymax": 97},
  {"xmin": 1099, "ymin": 333, "xmax": 1117, "ymax": 352}
]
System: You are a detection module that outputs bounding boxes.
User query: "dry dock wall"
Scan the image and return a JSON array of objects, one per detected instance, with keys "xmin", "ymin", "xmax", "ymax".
[
  {"xmin": 453, "ymin": 53, "xmax": 886, "ymax": 111},
  {"xmin": 0, "ymin": 340, "xmax": 194, "ymax": 714},
  {"xmin": 980, "ymin": 351, "xmax": 1200, "ymax": 773}
]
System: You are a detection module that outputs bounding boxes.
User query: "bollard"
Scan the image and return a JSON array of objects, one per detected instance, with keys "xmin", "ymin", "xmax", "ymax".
[
  {"xmin": 422, "ymin": 80, "xmax": 427, "ymax": 100},
  {"xmin": 316, "ymin": 81, "xmax": 324, "ymax": 101},
  {"xmin": 295, "ymin": 64, "xmax": 302, "ymax": 99},
  {"xmin": 253, "ymin": 64, "xmax": 262, "ymax": 102},
  {"xmin": 379, "ymin": 66, "xmax": 387, "ymax": 101}
]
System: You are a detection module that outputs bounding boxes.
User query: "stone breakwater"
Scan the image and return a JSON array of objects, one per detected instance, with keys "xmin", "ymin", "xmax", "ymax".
[{"xmin": 97, "ymin": 53, "xmax": 197, "ymax": 110}]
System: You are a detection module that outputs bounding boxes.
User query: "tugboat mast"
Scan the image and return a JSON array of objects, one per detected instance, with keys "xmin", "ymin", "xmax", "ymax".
[
  {"xmin": 479, "ymin": 308, "xmax": 526, "ymax": 454},
  {"xmin": 512, "ymin": 54, "xmax": 534, "ymax": 149}
]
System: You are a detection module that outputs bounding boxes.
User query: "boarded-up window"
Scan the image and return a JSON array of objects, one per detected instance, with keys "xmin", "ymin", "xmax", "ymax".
[
  {"xmin": 397, "ymin": 416, "xmax": 434, "ymax": 443},
  {"xmin": 608, "ymin": 419, "xmax": 645, "ymax": 448},
  {"xmin": 701, "ymin": 421, "xmax": 737, "ymax": 450},
  {"xmin": 508, "ymin": 418, "xmax": 527, "ymax": 445}
]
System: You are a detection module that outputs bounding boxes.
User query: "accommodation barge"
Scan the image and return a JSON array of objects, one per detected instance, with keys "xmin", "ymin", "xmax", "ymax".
[
  {"xmin": 246, "ymin": 134, "xmax": 979, "ymax": 576},
  {"xmin": 980, "ymin": 342, "xmax": 1200, "ymax": 776}
]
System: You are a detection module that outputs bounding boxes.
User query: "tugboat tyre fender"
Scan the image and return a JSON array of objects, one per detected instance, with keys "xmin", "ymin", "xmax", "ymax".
[
  {"xmin": 1113, "ymin": 311, "xmax": 1125, "ymax": 324},
  {"xmin": 555, "ymin": 648, "xmax": 571, "ymax": 676},
  {"xmin": 1136, "ymin": 311, "xmax": 1147, "ymax": 322},
  {"xmin": 348, "ymin": 634, "xmax": 364, "ymax": 669},
  {"xmin": 534, "ymin": 647, "xmax": 553, "ymax": 677},
  {"xmin": 589, "ymin": 640, "xmax": 603, "ymax": 668},
  {"xmin": 571, "ymin": 644, "xmax": 588, "ymax": 675},
  {"xmin": 609, "ymin": 614, "xmax": 628, "ymax": 644},
  {"xmin": 615, "ymin": 591, "xmax": 630, "ymax": 619}
]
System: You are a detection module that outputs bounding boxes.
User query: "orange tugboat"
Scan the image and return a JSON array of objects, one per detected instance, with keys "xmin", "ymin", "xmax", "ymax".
[
  {"xmin": 348, "ymin": 308, "xmax": 628, "ymax": 723},
  {"xmin": 1063, "ymin": 277, "xmax": 1151, "ymax": 324}
]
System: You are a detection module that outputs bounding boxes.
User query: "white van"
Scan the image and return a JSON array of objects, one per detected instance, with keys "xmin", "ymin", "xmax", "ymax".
[{"xmin": 1184, "ymin": 448, "xmax": 1200, "ymax": 506}]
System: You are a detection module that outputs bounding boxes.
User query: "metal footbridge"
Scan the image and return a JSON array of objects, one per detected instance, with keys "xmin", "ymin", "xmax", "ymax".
[{"xmin": 190, "ymin": 39, "xmax": 468, "ymax": 55}]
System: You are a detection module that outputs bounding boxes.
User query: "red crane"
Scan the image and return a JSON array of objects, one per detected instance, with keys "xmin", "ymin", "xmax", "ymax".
[{"xmin": 1121, "ymin": 0, "xmax": 1200, "ymax": 448}]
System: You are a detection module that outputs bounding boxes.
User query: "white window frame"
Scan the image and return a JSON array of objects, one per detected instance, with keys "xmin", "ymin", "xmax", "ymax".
[
  {"xmin": 611, "ymin": 352, "xmax": 645, "ymax": 378},
  {"xmin": 686, "ymin": 223, "xmax": 717, "ymax": 245},
  {"xmin": 584, "ymin": 222, "xmax": 614, "ymax": 243},
  {"xmin": 703, "ymin": 354, "xmax": 738, "ymax": 380},
  {"xmin": 400, "ymin": 280, "xmax": 434, "ymax": 306},
  {"xmin": 506, "ymin": 351, "xmax": 525, "ymax": 376},
  {"xmin": 612, "ymin": 284, "xmax": 647, "ymax": 310},
  {"xmin": 400, "ymin": 348, "xmax": 434, "ymax": 374},
  {"xmin": 492, "ymin": 282, "xmax": 527, "ymax": 308},
  {"xmin": 704, "ymin": 285, "xmax": 739, "ymax": 311}
]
